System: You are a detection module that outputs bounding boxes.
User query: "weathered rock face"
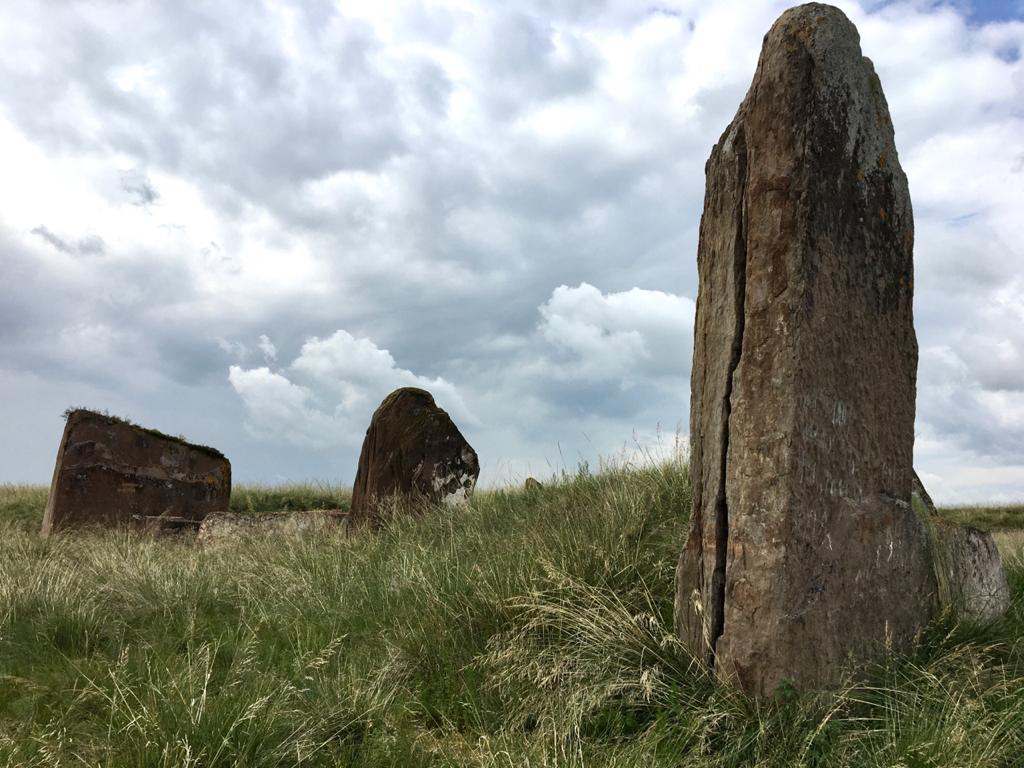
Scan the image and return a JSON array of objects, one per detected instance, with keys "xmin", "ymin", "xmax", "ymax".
[
  {"xmin": 350, "ymin": 388, "xmax": 479, "ymax": 527},
  {"xmin": 930, "ymin": 520, "xmax": 1010, "ymax": 625},
  {"xmin": 675, "ymin": 3, "xmax": 936, "ymax": 695},
  {"xmin": 41, "ymin": 409, "xmax": 231, "ymax": 535}
]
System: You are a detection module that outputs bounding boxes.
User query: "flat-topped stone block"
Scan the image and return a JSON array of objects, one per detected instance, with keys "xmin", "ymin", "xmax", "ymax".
[{"xmin": 41, "ymin": 409, "xmax": 231, "ymax": 535}]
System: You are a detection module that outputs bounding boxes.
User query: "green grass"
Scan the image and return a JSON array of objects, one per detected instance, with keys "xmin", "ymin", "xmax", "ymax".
[
  {"xmin": 0, "ymin": 485, "xmax": 49, "ymax": 530},
  {"xmin": 0, "ymin": 469, "xmax": 1023, "ymax": 766},
  {"xmin": 938, "ymin": 504, "xmax": 1024, "ymax": 532},
  {"xmin": 228, "ymin": 483, "xmax": 351, "ymax": 515},
  {"xmin": 0, "ymin": 483, "xmax": 350, "ymax": 531}
]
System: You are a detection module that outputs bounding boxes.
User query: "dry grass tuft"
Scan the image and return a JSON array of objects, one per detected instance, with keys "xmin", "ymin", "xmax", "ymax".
[{"xmin": 1, "ymin": 470, "xmax": 1023, "ymax": 766}]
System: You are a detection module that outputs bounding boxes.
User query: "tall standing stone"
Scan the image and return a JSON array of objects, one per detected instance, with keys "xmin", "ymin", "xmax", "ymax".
[
  {"xmin": 350, "ymin": 388, "xmax": 479, "ymax": 527},
  {"xmin": 41, "ymin": 409, "xmax": 231, "ymax": 535},
  {"xmin": 675, "ymin": 3, "xmax": 936, "ymax": 695}
]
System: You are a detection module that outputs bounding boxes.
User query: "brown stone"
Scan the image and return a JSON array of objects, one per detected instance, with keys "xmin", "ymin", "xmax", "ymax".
[
  {"xmin": 350, "ymin": 388, "xmax": 479, "ymax": 527},
  {"xmin": 929, "ymin": 520, "xmax": 1010, "ymax": 625},
  {"xmin": 41, "ymin": 409, "xmax": 231, "ymax": 535},
  {"xmin": 675, "ymin": 3, "xmax": 936, "ymax": 695}
]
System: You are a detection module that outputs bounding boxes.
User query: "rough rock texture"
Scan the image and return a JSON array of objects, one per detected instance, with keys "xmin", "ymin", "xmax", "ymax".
[
  {"xmin": 41, "ymin": 409, "xmax": 231, "ymax": 535},
  {"xmin": 196, "ymin": 509, "xmax": 344, "ymax": 547},
  {"xmin": 930, "ymin": 520, "xmax": 1010, "ymax": 624},
  {"xmin": 675, "ymin": 3, "xmax": 936, "ymax": 695},
  {"xmin": 350, "ymin": 388, "xmax": 479, "ymax": 527}
]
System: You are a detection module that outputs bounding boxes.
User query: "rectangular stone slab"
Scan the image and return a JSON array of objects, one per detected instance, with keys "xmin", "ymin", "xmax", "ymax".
[{"xmin": 41, "ymin": 409, "xmax": 231, "ymax": 535}]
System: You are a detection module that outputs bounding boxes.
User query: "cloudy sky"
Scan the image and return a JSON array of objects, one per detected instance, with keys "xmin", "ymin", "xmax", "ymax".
[{"xmin": 0, "ymin": 0, "xmax": 1021, "ymax": 503}]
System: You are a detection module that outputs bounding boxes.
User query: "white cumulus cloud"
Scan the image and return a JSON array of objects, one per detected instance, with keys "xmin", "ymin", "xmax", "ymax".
[
  {"xmin": 538, "ymin": 283, "xmax": 694, "ymax": 383},
  {"xmin": 0, "ymin": 0, "xmax": 1020, "ymax": 500},
  {"xmin": 229, "ymin": 330, "xmax": 473, "ymax": 448}
]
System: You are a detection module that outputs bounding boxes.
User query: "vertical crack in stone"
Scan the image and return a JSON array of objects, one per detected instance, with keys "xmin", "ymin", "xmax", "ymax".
[
  {"xmin": 679, "ymin": 3, "xmax": 941, "ymax": 695},
  {"xmin": 709, "ymin": 131, "xmax": 748, "ymax": 669}
]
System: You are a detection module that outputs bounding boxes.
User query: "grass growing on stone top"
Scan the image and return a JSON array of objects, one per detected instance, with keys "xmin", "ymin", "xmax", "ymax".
[
  {"xmin": 61, "ymin": 407, "xmax": 227, "ymax": 459},
  {"xmin": 1, "ymin": 468, "xmax": 1023, "ymax": 766}
]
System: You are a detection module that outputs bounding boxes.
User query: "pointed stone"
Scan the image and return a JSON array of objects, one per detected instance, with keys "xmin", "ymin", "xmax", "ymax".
[
  {"xmin": 675, "ymin": 3, "xmax": 936, "ymax": 695},
  {"xmin": 350, "ymin": 388, "xmax": 479, "ymax": 527}
]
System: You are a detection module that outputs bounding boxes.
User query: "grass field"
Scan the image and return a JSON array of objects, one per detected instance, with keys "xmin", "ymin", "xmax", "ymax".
[{"xmin": 1, "ymin": 466, "xmax": 1022, "ymax": 767}]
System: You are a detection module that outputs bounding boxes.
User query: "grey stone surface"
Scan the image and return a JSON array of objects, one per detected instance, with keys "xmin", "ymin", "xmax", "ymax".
[
  {"xmin": 675, "ymin": 3, "xmax": 936, "ymax": 695},
  {"xmin": 930, "ymin": 520, "xmax": 1010, "ymax": 625}
]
